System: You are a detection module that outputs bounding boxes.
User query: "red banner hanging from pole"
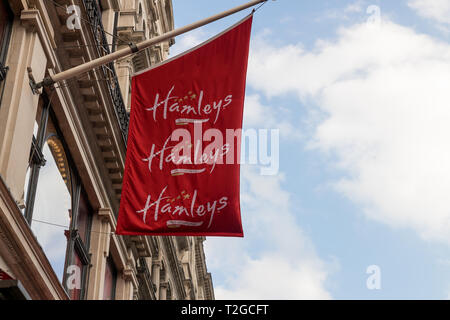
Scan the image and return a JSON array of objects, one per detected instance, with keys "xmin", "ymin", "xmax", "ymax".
[{"xmin": 116, "ymin": 15, "xmax": 253, "ymax": 237}]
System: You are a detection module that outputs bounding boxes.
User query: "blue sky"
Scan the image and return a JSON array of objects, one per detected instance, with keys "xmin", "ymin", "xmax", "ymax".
[{"xmin": 171, "ymin": 0, "xmax": 450, "ymax": 299}]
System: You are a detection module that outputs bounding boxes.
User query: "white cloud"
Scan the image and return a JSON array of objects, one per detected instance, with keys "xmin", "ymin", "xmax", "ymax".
[
  {"xmin": 205, "ymin": 166, "xmax": 333, "ymax": 299},
  {"xmin": 244, "ymin": 94, "xmax": 302, "ymax": 140},
  {"xmin": 280, "ymin": 16, "xmax": 294, "ymax": 24},
  {"xmin": 345, "ymin": 1, "xmax": 365, "ymax": 14},
  {"xmin": 169, "ymin": 29, "xmax": 209, "ymax": 57},
  {"xmin": 409, "ymin": 0, "xmax": 450, "ymax": 25},
  {"xmin": 316, "ymin": 1, "xmax": 366, "ymax": 22},
  {"xmin": 214, "ymin": 254, "xmax": 331, "ymax": 300},
  {"xmin": 247, "ymin": 19, "xmax": 450, "ymax": 244}
]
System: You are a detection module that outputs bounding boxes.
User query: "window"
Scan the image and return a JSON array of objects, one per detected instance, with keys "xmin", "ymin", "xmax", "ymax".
[
  {"xmin": 103, "ymin": 256, "xmax": 117, "ymax": 300},
  {"xmin": 0, "ymin": 0, "xmax": 13, "ymax": 104},
  {"xmin": 166, "ymin": 282, "xmax": 172, "ymax": 300},
  {"xmin": 0, "ymin": 0, "xmax": 12, "ymax": 69},
  {"xmin": 24, "ymin": 92, "xmax": 92, "ymax": 299},
  {"xmin": 112, "ymin": 11, "xmax": 118, "ymax": 52}
]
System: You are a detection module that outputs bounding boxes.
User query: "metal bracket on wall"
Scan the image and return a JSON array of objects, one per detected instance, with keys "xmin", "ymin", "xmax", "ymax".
[
  {"xmin": 0, "ymin": 62, "xmax": 9, "ymax": 106},
  {"xmin": 27, "ymin": 67, "xmax": 42, "ymax": 95},
  {"xmin": 0, "ymin": 62, "xmax": 8, "ymax": 82}
]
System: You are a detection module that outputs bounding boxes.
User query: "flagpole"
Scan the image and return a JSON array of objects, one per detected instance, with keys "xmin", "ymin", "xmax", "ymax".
[{"xmin": 35, "ymin": 0, "xmax": 268, "ymax": 88}]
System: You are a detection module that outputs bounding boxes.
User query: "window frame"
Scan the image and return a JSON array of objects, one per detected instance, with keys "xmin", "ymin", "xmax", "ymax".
[
  {"xmin": 24, "ymin": 91, "xmax": 93, "ymax": 299},
  {"xmin": 103, "ymin": 256, "xmax": 117, "ymax": 300},
  {"xmin": 0, "ymin": 0, "xmax": 13, "ymax": 105}
]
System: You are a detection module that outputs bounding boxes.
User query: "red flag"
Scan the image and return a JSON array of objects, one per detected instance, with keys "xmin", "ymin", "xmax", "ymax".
[{"xmin": 116, "ymin": 15, "xmax": 253, "ymax": 237}]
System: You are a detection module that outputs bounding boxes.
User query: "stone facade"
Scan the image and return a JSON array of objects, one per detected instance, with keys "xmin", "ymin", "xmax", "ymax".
[{"xmin": 0, "ymin": 0, "xmax": 214, "ymax": 300}]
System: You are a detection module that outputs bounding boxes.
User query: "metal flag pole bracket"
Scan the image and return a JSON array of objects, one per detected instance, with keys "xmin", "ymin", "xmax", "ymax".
[
  {"xmin": 128, "ymin": 43, "xmax": 139, "ymax": 54},
  {"xmin": 34, "ymin": 0, "xmax": 270, "ymax": 90}
]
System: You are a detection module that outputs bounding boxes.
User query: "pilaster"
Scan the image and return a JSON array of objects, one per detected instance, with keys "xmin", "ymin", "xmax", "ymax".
[
  {"xmin": 0, "ymin": 15, "xmax": 46, "ymax": 202},
  {"xmin": 86, "ymin": 207, "xmax": 114, "ymax": 299}
]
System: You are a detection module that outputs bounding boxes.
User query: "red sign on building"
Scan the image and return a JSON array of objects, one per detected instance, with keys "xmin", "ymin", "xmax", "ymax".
[{"xmin": 116, "ymin": 15, "xmax": 253, "ymax": 237}]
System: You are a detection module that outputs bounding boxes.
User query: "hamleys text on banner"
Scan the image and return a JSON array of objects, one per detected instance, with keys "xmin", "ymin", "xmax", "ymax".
[{"xmin": 116, "ymin": 15, "xmax": 253, "ymax": 237}]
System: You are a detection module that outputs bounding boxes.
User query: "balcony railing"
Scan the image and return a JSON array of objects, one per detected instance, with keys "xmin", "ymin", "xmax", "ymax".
[{"xmin": 82, "ymin": 0, "xmax": 129, "ymax": 143}]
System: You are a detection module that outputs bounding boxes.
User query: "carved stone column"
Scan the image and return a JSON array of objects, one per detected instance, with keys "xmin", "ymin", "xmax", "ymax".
[
  {"xmin": 115, "ymin": 58, "xmax": 132, "ymax": 112},
  {"xmin": 115, "ymin": 267, "xmax": 134, "ymax": 300},
  {"xmin": 86, "ymin": 208, "xmax": 114, "ymax": 299},
  {"xmin": 159, "ymin": 281, "xmax": 168, "ymax": 300},
  {"xmin": 115, "ymin": 247, "xmax": 138, "ymax": 300},
  {"xmin": 151, "ymin": 260, "xmax": 161, "ymax": 298}
]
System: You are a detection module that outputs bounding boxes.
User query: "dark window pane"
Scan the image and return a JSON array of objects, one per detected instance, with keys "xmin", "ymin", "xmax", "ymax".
[
  {"xmin": 103, "ymin": 257, "xmax": 117, "ymax": 300},
  {"xmin": 0, "ymin": 0, "xmax": 12, "ymax": 65},
  {"xmin": 67, "ymin": 250, "xmax": 83, "ymax": 300},
  {"xmin": 31, "ymin": 140, "xmax": 71, "ymax": 282},
  {"xmin": 0, "ymin": 0, "xmax": 10, "ymax": 49},
  {"xmin": 77, "ymin": 191, "xmax": 92, "ymax": 245},
  {"xmin": 97, "ymin": 0, "xmax": 103, "ymax": 12}
]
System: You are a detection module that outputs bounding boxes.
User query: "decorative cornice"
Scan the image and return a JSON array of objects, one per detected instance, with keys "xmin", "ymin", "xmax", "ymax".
[
  {"xmin": 99, "ymin": 0, "xmax": 120, "ymax": 10},
  {"xmin": 122, "ymin": 267, "xmax": 134, "ymax": 281},
  {"xmin": 136, "ymin": 257, "xmax": 156, "ymax": 300},
  {"xmin": 175, "ymin": 236, "xmax": 189, "ymax": 253},
  {"xmin": 20, "ymin": 9, "xmax": 57, "ymax": 69},
  {"xmin": 129, "ymin": 236, "xmax": 151, "ymax": 257},
  {"xmin": 98, "ymin": 207, "xmax": 116, "ymax": 232},
  {"xmin": 183, "ymin": 278, "xmax": 195, "ymax": 300},
  {"xmin": 161, "ymin": 237, "xmax": 186, "ymax": 299},
  {"xmin": 194, "ymin": 237, "xmax": 215, "ymax": 300},
  {"xmin": 152, "ymin": 260, "xmax": 161, "ymax": 268},
  {"xmin": 149, "ymin": 237, "xmax": 159, "ymax": 257}
]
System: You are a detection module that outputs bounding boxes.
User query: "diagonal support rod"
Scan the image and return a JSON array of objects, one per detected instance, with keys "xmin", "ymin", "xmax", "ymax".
[{"xmin": 35, "ymin": 0, "xmax": 269, "ymax": 89}]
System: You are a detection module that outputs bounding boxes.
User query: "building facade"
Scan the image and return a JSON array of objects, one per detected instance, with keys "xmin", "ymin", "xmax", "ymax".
[{"xmin": 0, "ymin": 0, "xmax": 214, "ymax": 300}]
